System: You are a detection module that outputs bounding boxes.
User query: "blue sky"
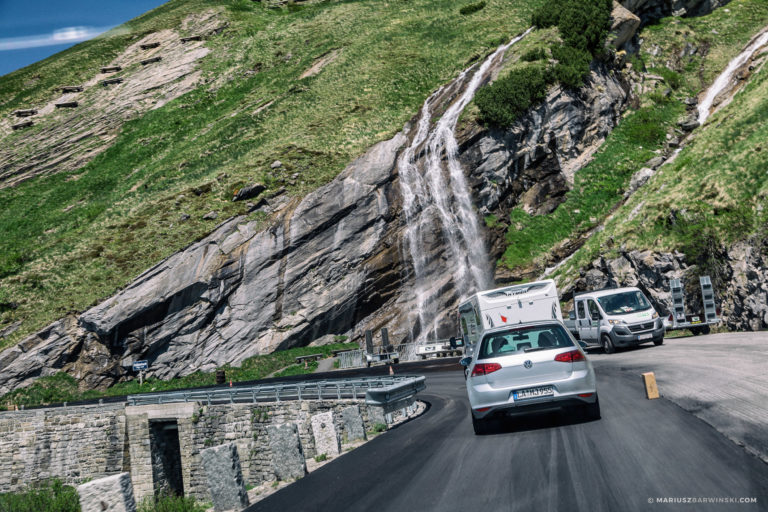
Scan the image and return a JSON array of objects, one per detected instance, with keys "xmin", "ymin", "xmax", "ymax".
[{"xmin": 0, "ymin": 0, "xmax": 170, "ymax": 77}]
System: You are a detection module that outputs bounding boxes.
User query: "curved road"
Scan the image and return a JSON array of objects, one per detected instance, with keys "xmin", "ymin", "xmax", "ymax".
[{"xmin": 248, "ymin": 358, "xmax": 767, "ymax": 512}]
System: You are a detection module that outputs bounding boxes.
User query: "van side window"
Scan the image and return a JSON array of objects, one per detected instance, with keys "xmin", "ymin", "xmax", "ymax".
[
  {"xmin": 588, "ymin": 300, "xmax": 601, "ymax": 320},
  {"xmin": 577, "ymin": 301, "xmax": 586, "ymax": 319}
]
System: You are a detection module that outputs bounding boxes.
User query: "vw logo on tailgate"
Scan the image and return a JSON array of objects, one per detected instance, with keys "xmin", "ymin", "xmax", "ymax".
[{"xmin": 523, "ymin": 360, "xmax": 533, "ymax": 369}]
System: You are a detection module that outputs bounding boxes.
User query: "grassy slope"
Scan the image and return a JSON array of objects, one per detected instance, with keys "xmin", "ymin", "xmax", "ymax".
[
  {"xmin": 495, "ymin": 0, "xmax": 768, "ymax": 274},
  {"xmin": 552, "ymin": 1, "xmax": 768, "ymax": 284},
  {"xmin": 0, "ymin": 0, "xmax": 542, "ymax": 349},
  {"xmin": 0, "ymin": 342, "xmax": 355, "ymax": 409}
]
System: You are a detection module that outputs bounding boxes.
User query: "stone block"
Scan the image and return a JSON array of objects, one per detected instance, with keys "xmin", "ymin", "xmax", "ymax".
[
  {"xmin": 367, "ymin": 405, "xmax": 386, "ymax": 427},
  {"xmin": 341, "ymin": 406, "xmax": 366, "ymax": 442},
  {"xmin": 266, "ymin": 423, "xmax": 307, "ymax": 481},
  {"xmin": 77, "ymin": 472, "xmax": 136, "ymax": 512},
  {"xmin": 200, "ymin": 443, "xmax": 250, "ymax": 512},
  {"xmin": 310, "ymin": 411, "xmax": 340, "ymax": 457}
]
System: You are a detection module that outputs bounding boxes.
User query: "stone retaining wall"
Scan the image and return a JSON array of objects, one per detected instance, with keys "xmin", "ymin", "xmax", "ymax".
[{"xmin": 0, "ymin": 398, "xmax": 388, "ymax": 500}]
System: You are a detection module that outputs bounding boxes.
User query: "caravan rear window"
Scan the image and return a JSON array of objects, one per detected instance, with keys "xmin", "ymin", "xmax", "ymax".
[{"xmin": 477, "ymin": 324, "xmax": 574, "ymax": 360}]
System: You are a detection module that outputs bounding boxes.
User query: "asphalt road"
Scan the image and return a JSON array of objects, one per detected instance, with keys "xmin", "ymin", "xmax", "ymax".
[{"xmin": 247, "ymin": 358, "xmax": 768, "ymax": 512}]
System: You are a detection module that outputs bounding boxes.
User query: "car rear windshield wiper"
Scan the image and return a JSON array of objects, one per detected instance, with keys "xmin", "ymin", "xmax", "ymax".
[{"xmin": 523, "ymin": 347, "xmax": 551, "ymax": 353}]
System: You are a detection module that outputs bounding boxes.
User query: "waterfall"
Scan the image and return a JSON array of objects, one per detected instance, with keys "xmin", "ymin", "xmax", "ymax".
[
  {"xmin": 398, "ymin": 29, "xmax": 532, "ymax": 341},
  {"xmin": 698, "ymin": 28, "xmax": 768, "ymax": 124}
]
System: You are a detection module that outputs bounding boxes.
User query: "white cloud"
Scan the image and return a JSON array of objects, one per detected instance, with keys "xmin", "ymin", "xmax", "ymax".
[{"xmin": 0, "ymin": 25, "xmax": 119, "ymax": 51}]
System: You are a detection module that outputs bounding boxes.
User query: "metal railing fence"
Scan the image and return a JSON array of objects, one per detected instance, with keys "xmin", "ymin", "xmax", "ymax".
[{"xmin": 126, "ymin": 375, "xmax": 422, "ymax": 406}]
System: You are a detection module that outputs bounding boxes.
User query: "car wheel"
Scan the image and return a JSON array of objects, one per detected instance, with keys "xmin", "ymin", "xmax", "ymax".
[
  {"xmin": 471, "ymin": 413, "xmax": 496, "ymax": 435},
  {"xmin": 700, "ymin": 325, "xmax": 711, "ymax": 335},
  {"xmin": 653, "ymin": 337, "xmax": 664, "ymax": 346},
  {"xmin": 691, "ymin": 327, "xmax": 701, "ymax": 336},
  {"xmin": 601, "ymin": 334, "xmax": 616, "ymax": 354},
  {"xmin": 393, "ymin": 358, "xmax": 400, "ymax": 364},
  {"xmin": 584, "ymin": 396, "xmax": 601, "ymax": 421},
  {"xmin": 366, "ymin": 361, "xmax": 371, "ymax": 368}
]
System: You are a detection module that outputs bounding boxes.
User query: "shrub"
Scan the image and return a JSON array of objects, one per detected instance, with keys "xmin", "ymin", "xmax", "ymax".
[
  {"xmin": 557, "ymin": 0, "xmax": 613, "ymax": 53},
  {"xmin": 0, "ymin": 480, "xmax": 79, "ymax": 512},
  {"xmin": 551, "ymin": 45, "xmax": 592, "ymax": 89},
  {"xmin": 475, "ymin": 65, "xmax": 551, "ymax": 127},
  {"xmin": 137, "ymin": 494, "xmax": 207, "ymax": 512},
  {"xmin": 521, "ymin": 47, "xmax": 547, "ymax": 62},
  {"xmin": 531, "ymin": 0, "xmax": 563, "ymax": 28},
  {"xmin": 657, "ymin": 67, "xmax": 683, "ymax": 90},
  {"xmin": 314, "ymin": 453, "xmax": 328, "ymax": 462},
  {"xmin": 459, "ymin": 1, "xmax": 486, "ymax": 15}
]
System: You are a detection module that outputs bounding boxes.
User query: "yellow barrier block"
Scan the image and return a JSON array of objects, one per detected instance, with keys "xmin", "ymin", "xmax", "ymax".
[{"xmin": 642, "ymin": 372, "xmax": 659, "ymax": 400}]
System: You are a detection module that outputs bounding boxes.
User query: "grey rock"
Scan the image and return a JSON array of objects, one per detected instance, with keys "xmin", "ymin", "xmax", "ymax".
[
  {"xmin": 310, "ymin": 411, "xmax": 340, "ymax": 457},
  {"xmin": 624, "ymin": 167, "xmax": 655, "ymax": 197},
  {"xmin": 267, "ymin": 423, "xmax": 307, "ymax": 481},
  {"xmin": 233, "ymin": 183, "xmax": 266, "ymax": 202},
  {"xmin": 645, "ymin": 156, "xmax": 666, "ymax": 169},
  {"xmin": 202, "ymin": 211, "xmax": 218, "ymax": 220},
  {"xmin": 308, "ymin": 334, "xmax": 337, "ymax": 347},
  {"xmin": 367, "ymin": 405, "xmax": 387, "ymax": 427},
  {"xmin": 619, "ymin": 0, "xmax": 733, "ymax": 25},
  {"xmin": 341, "ymin": 405, "xmax": 366, "ymax": 442},
  {"xmin": 77, "ymin": 472, "xmax": 137, "ymax": 512},
  {"xmin": 247, "ymin": 197, "xmax": 268, "ymax": 212},
  {"xmin": 180, "ymin": 213, "xmax": 191, "ymax": 222},
  {"xmin": 609, "ymin": 1, "xmax": 641, "ymax": 49},
  {"xmin": 678, "ymin": 117, "xmax": 700, "ymax": 132},
  {"xmin": 270, "ymin": 160, "xmax": 282, "ymax": 169},
  {"xmin": 201, "ymin": 443, "xmax": 250, "ymax": 511}
]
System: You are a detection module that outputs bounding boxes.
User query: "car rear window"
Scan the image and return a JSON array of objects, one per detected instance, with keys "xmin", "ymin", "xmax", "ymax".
[{"xmin": 477, "ymin": 324, "xmax": 574, "ymax": 360}]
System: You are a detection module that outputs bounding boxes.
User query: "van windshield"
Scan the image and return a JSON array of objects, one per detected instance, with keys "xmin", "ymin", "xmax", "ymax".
[
  {"xmin": 477, "ymin": 324, "xmax": 574, "ymax": 360},
  {"xmin": 597, "ymin": 290, "xmax": 652, "ymax": 315}
]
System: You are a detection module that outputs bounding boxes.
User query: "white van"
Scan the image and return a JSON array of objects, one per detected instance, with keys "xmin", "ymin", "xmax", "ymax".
[
  {"xmin": 458, "ymin": 280, "xmax": 563, "ymax": 348},
  {"xmin": 566, "ymin": 287, "xmax": 664, "ymax": 353}
]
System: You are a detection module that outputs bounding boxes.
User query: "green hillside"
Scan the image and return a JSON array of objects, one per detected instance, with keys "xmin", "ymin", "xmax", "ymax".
[
  {"xmin": 0, "ymin": 0, "xmax": 540, "ymax": 349},
  {"xmin": 496, "ymin": 0, "xmax": 768, "ymax": 278}
]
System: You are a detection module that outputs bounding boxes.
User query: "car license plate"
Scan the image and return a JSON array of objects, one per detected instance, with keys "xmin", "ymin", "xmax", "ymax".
[
  {"xmin": 513, "ymin": 385, "xmax": 554, "ymax": 401},
  {"xmin": 638, "ymin": 333, "xmax": 652, "ymax": 340},
  {"xmin": 691, "ymin": 316, "xmax": 701, "ymax": 324}
]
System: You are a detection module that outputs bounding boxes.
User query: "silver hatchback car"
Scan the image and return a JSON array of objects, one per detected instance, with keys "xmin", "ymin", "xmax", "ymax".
[{"xmin": 462, "ymin": 321, "xmax": 599, "ymax": 434}]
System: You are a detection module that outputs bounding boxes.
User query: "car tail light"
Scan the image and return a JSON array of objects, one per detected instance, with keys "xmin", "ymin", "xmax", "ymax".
[
  {"xmin": 578, "ymin": 393, "xmax": 594, "ymax": 398},
  {"xmin": 471, "ymin": 363, "xmax": 501, "ymax": 377},
  {"xmin": 716, "ymin": 307, "xmax": 721, "ymax": 317},
  {"xmin": 475, "ymin": 407, "xmax": 491, "ymax": 412},
  {"xmin": 668, "ymin": 314, "xmax": 673, "ymax": 322},
  {"xmin": 554, "ymin": 350, "xmax": 586, "ymax": 363}
]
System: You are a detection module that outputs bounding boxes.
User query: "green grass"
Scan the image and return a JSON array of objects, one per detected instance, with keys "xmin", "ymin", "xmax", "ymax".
[
  {"xmin": 497, "ymin": 0, "xmax": 768, "ymax": 276},
  {"xmin": 0, "ymin": 342, "xmax": 356, "ymax": 408},
  {"xmin": 0, "ymin": 0, "xmax": 542, "ymax": 350},
  {"xmin": 137, "ymin": 494, "xmax": 207, "ymax": 512},
  {"xmin": 0, "ymin": 480, "xmax": 79, "ymax": 512}
]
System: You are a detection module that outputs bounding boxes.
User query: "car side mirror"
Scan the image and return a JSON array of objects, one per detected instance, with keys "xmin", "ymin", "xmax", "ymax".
[
  {"xmin": 568, "ymin": 310, "xmax": 576, "ymax": 320},
  {"xmin": 459, "ymin": 357, "xmax": 472, "ymax": 367}
]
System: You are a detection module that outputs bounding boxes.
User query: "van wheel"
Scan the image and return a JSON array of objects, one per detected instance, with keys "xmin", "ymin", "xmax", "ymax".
[
  {"xmin": 653, "ymin": 337, "xmax": 664, "ymax": 346},
  {"xmin": 601, "ymin": 334, "xmax": 615, "ymax": 354},
  {"xmin": 700, "ymin": 325, "xmax": 711, "ymax": 335}
]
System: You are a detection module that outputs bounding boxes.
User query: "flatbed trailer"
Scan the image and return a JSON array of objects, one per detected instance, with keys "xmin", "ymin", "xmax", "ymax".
[{"xmin": 666, "ymin": 276, "xmax": 721, "ymax": 335}]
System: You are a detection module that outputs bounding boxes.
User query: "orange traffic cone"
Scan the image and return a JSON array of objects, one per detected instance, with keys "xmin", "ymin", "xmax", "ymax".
[
  {"xmin": 389, "ymin": 365, "xmax": 394, "ymax": 376},
  {"xmin": 229, "ymin": 379, "xmax": 233, "ymax": 387}
]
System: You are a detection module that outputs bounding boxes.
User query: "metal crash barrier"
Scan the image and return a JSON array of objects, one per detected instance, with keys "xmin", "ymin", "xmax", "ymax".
[{"xmin": 126, "ymin": 375, "xmax": 426, "ymax": 407}]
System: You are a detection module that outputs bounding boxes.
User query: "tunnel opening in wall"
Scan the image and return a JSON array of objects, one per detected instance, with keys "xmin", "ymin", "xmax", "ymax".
[{"xmin": 149, "ymin": 419, "xmax": 184, "ymax": 497}]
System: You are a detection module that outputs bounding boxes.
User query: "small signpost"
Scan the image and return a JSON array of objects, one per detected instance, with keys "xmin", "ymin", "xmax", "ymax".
[{"xmin": 133, "ymin": 360, "xmax": 148, "ymax": 385}]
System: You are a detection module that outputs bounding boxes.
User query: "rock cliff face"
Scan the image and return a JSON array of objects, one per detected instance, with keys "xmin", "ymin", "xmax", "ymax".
[
  {"xmin": 561, "ymin": 240, "xmax": 768, "ymax": 332},
  {"xmin": 620, "ymin": 0, "xmax": 732, "ymax": 25},
  {"xmin": 0, "ymin": 51, "xmax": 631, "ymax": 395}
]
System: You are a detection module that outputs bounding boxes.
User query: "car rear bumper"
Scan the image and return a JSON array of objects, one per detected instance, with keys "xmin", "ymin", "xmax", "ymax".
[{"xmin": 468, "ymin": 370, "xmax": 597, "ymax": 419}]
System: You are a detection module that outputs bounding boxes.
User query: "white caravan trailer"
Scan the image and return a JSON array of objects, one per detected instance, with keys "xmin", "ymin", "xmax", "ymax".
[{"xmin": 458, "ymin": 280, "xmax": 563, "ymax": 348}]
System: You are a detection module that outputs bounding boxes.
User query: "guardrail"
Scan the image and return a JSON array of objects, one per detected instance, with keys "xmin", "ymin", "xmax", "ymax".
[
  {"xmin": 126, "ymin": 376, "xmax": 424, "ymax": 407},
  {"xmin": 365, "ymin": 376, "xmax": 426, "ymax": 407},
  {"xmin": 339, "ymin": 340, "xmax": 463, "ymax": 368}
]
